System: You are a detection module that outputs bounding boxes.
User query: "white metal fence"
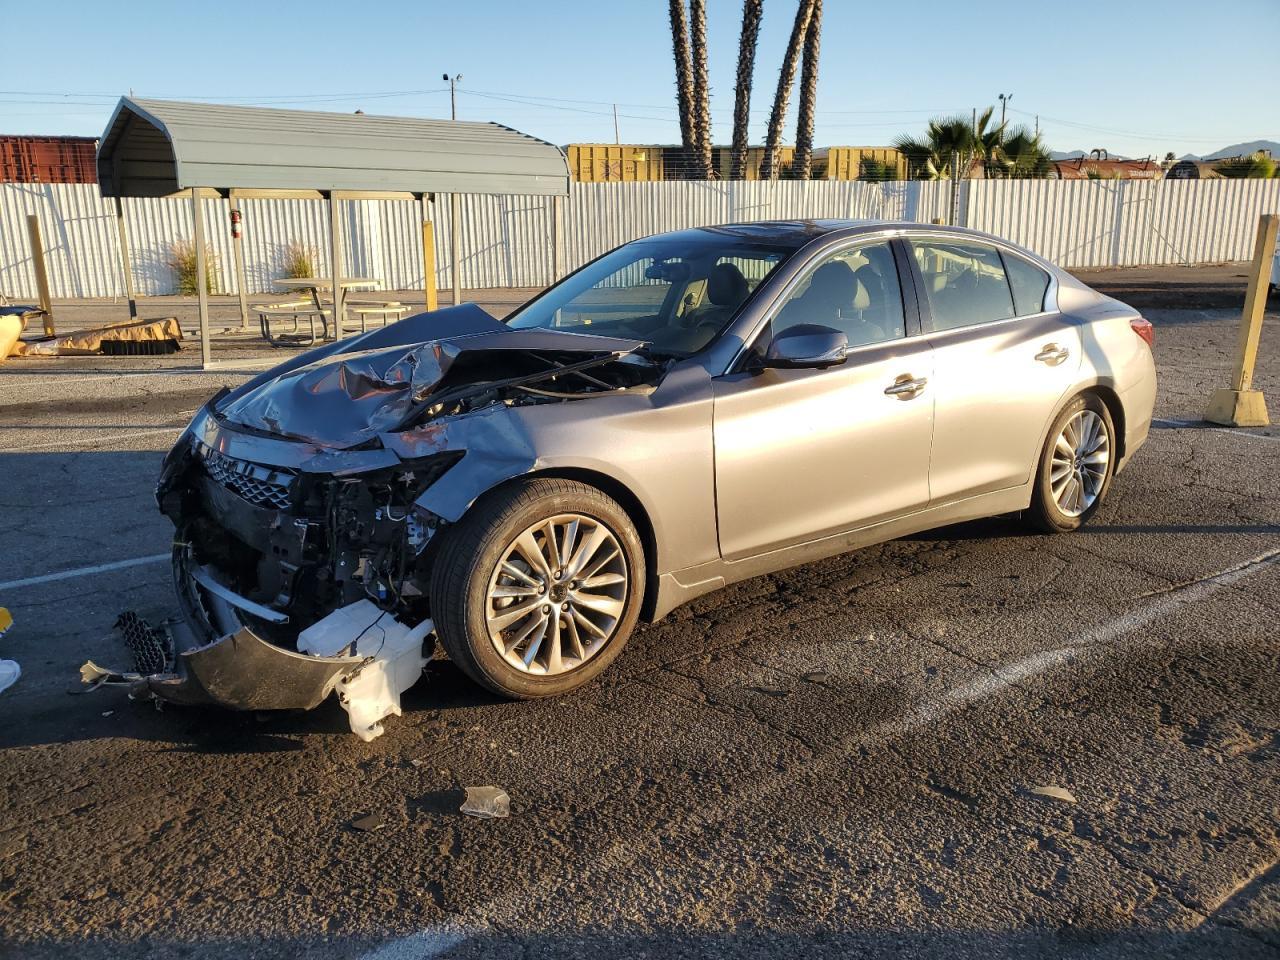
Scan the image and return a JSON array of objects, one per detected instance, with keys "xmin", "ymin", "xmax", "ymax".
[{"xmin": 2, "ymin": 178, "xmax": 1277, "ymax": 300}]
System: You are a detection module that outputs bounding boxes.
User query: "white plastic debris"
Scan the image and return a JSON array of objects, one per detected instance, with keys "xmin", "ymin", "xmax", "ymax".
[
  {"xmin": 0, "ymin": 660, "xmax": 19, "ymax": 695},
  {"xmin": 0, "ymin": 608, "xmax": 17, "ymax": 695},
  {"xmin": 1030, "ymin": 785, "xmax": 1077, "ymax": 804},
  {"xmin": 300, "ymin": 601, "xmax": 432, "ymax": 742},
  {"xmin": 297, "ymin": 599, "xmax": 384, "ymax": 656},
  {"xmin": 460, "ymin": 786, "xmax": 511, "ymax": 819}
]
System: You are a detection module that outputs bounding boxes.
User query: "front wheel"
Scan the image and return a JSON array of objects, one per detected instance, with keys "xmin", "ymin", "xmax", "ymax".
[
  {"xmin": 1026, "ymin": 393, "xmax": 1116, "ymax": 533},
  {"xmin": 429, "ymin": 478, "xmax": 645, "ymax": 698}
]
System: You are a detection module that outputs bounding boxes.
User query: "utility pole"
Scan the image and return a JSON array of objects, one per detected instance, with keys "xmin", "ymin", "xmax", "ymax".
[
  {"xmin": 613, "ymin": 103, "xmax": 621, "ymax": 145},
  {"xmin": 443, "ymin": 73, "xmax": 463, "ymax": 307},
  {"xmin": 1035, "ymin": 114, "xmax": 1039, "ymax": 138},
  {"xmin": 998, "ymin": 93, "xmax": 1013, "ymax": 127}
]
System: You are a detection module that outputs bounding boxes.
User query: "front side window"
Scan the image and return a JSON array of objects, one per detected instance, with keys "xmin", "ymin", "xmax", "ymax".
[
  {"xmin": 770, "ymin": 240, "xmax": 907, "ymax": 350},
  {"xmin": 506, "ymin": 234, "xmax": 792, "ymax": 357},
  {"xmin": 911, "ymin": 239, "xmax": 1015, "ymax": 332}
]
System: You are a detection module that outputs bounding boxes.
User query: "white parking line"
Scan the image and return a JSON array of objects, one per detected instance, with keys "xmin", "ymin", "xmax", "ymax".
[
  {"xmin": 0, "ymin": 553, "xmax": 170, "ymax": 592},
  {"xmin": 4, "ymin": 426, "xmax": 184, "ymax": 452},
  {"xmin": 358, "ymin": 545, "xmax": 1280, "ymax": 960}
]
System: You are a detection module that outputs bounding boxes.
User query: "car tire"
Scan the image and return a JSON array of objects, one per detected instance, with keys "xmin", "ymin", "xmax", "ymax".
[
  {"xmin": 1026, "ymin": 393, "xmax": 1117, "ymax": 534},
  {"xmin": 429, "ymin": 478, "xmax": 645, "ymax": 699}
]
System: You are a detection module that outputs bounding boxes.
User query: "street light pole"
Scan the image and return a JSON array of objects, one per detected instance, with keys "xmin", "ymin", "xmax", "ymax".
[
  {"xmin": 998, "ymin": 93, "xmax": 1012, "ymax": 127},
  {"xmin": 443, "ymin": 73, "xmax": 463, "ymax": 307}
]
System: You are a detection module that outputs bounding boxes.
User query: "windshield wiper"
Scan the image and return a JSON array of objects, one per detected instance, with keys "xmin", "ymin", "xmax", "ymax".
[{"xmin": 633, "ymin": 345, "xmax": 687, "ymax": 361}]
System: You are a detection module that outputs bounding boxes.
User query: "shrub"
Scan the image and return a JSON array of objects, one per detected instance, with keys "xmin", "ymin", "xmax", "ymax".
[
  {"xmin": 167, "ymin": 239, "xmax": 218, "ymax": 296},
  {"xmin": 281, "ymin": 241, "xmax": 319, "ymax": 279},
  {"xmin": 1214, "ymin": 153, "xmax": 1277, "ymax": 179}
]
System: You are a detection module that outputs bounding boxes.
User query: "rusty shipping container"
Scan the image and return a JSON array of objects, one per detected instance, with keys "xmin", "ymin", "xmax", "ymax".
[
  {"xmin": 0, "ymin": 136, "xmax": 99, "ymax": 183},
  {"xmin": 1051, "ymin": 152, "xmax": 1162, "ymax": 181}
]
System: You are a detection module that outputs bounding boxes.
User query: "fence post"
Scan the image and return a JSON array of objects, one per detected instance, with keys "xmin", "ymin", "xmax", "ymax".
[
  {"xmin": 25, "ymin": 215, "xmax": 55, "ymax": 336},
  {"xmin": 552, "ymin": 195, "xmax": 564, "ymax": 284},
  {"xmin": 1204, "ymin": 213, "xmax": 1278, "ymax": 427},
  {"xmin": 449, "ymin": 193, "xmax": 463, "ymax": 305},
  {"xmin": 229, "ymin": 207, "xmax": 250, "ymax": 330},
  {"xmin": 422, "ymin": 220, "xmax": 438, "ymax": 312},
  {"xmin": 112, "ymin": 196, "xmax": 138, "ymax": 319},
  {"xmin": 191, "ymin": 192, "xmax": 212, "ymax": 368}
]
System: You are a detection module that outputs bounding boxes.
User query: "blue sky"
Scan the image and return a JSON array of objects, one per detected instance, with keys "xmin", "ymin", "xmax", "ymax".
[{"xmin": 2, "ymin": 0, "xmax": 1277, "ymax": 159}]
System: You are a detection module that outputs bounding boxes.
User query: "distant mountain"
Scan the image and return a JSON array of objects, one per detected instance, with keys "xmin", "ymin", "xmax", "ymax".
[{"xmin": 1181, "ymin": 140, "xmax": 1280, "ymax": 162}]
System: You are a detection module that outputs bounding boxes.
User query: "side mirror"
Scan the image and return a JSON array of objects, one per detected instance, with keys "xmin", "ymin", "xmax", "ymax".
[{"xmin": 763, "ymin": 324, "xmax": 849, "ymax": 369}]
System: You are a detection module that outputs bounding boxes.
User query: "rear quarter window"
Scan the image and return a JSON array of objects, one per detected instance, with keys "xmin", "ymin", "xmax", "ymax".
[{"xmin": 1002, "ymin": 253, "xmax": 1051, "ymax": 316}]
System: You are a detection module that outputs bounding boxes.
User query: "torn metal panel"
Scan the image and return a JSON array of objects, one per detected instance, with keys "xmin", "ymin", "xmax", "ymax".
[
  {"xmin": 214, "ymin": 303, "xmax": 643, "ymax": 448},
  {"xmin": 394, "ymin": 405, "xmax": 540, "ymax": 523}
]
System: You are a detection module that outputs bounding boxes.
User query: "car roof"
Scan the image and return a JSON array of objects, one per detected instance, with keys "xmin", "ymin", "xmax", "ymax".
[{"xmin": 655, "ymin": 219, "xmax": 1060, "ymax": 273}]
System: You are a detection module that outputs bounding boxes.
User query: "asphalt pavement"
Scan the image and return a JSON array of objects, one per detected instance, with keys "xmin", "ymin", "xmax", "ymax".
[{"xmin": 0, "ymin": 284, "xmax": 1277, "ymax": 959}]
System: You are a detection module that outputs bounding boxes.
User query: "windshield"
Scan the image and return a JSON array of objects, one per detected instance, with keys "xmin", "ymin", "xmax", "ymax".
[{"xmin": 506, "ymin": 232, "xmax": 796, "ymax": 357}]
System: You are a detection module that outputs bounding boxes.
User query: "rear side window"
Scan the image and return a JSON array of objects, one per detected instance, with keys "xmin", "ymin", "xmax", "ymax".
[
  {"xmin": 910, "ymin": 239, "xmax": 1014, "ymax": 332},
  {"xmin": 1002, "ymin": 253, "xmax": 1051, "ymax": 316}
]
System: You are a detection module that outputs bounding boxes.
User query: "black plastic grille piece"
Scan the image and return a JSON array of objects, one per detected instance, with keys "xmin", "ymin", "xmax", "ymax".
[{"xmin": 197, "ymin": 443, "xmax": 294, "ymax": 510}]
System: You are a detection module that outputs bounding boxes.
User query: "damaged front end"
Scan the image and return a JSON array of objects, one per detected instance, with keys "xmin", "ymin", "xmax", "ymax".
[{"xmin": 116, "ymin": 305, "xmax": 660, "ymax": 737}]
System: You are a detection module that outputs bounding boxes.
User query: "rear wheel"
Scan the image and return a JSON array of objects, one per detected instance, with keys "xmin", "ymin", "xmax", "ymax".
[
  {"xmin": 429, "ymin": 478, "xmax": 645, "ymax": 698},
  {"xmin": 1027, "ymin": 393, "xmax": 1116, "ymax": 533}
]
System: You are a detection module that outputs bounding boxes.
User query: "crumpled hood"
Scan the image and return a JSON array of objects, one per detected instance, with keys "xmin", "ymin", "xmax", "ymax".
[{"xmin": 216, "ymin": 304, "xmax": 642, "ymax": 448}]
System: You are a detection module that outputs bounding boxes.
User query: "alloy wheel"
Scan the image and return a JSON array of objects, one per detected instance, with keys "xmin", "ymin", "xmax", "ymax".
[
  {"xmin": 1050, "ymin": 409, "xmax": 1110, "ymax": 517},
  {"xmin": 485, "ymin": 514, "xmax": 628, "ymax": 675}
]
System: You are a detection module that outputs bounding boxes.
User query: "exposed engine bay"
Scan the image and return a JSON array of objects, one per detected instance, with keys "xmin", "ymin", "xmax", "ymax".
[{"xmin": 118, "ymin": 305, "xmax": 665, "ymax": 736}]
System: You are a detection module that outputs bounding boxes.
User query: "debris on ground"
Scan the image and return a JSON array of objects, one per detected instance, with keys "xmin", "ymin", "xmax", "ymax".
[
  {"xmin": 1030, "ymin": 785, "xmax": 1078, "ymax": 804},
  {"xmin": 12, "ymin": 316, "xmax": 182, "ymax": 357},
  {"xmin": 113, "ymin": 612, "xmax": 171, "ymax": 675},
  {"xmin": 0, "ymin": 607, "xmax": 19, "ymax": 695},
  {"xmin": 749, "ymin": 685, "xmax": 791, "ymax": 699},
  {"xmin": 460, "ymin": 786, "xmax": 511, "ymax": 820},
  {"xmin": 348, "ymin": 811, "xmax": 387, "ymax": 832},
  {"xmin": 0, "ymin": 660, "xmax": 19, "ymax": 695}
]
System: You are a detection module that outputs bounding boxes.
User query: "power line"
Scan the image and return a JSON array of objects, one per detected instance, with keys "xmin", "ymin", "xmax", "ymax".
[{"xmin": 1008, "ymin": 107, "xmax": 1273, "ymax": 145}]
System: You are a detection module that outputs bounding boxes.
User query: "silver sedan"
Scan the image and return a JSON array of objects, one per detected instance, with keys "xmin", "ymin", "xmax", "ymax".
[{"xmin": 158, "ymin": 220, "xmax": 1156, "ymax": 707}]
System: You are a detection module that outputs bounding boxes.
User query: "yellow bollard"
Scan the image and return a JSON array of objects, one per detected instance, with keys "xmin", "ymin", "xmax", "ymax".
[
  {"xmin": 1205, "ymin": 213, "xmax": 1278, "ymax": 427},
  {"xmin": 422, "ymin": 221, "xmax": 438, "ymax": 312}
]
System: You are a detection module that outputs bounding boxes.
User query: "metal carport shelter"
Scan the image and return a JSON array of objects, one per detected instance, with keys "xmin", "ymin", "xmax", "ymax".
[{"xmin": 96, "ymin": 97, "xmax": 570, "ymax": 368}]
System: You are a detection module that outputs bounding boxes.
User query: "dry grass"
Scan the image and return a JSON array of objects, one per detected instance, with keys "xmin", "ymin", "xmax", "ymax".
[{"xmin": 166, "ymin": 239, "xmax": 218, "ymax": 295}]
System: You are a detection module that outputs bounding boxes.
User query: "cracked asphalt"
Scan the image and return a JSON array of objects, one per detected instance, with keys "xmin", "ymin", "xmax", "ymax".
[{"xmin": 0, "ymin": 284, "xmax": 1277, "ymax": 959}]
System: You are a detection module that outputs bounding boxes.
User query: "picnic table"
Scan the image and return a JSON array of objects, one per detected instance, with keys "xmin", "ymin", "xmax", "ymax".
[{"xmin": 260, "ymin": 277, "xmax": 379, "ymax": 345}]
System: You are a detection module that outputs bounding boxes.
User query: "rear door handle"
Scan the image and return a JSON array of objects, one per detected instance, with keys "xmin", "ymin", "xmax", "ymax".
[
  {"xmin": 884, "ymin": 374, "xmax": 928, "ymax": 399},
  {"xmin": 1035, "ymin": 343, "xmax": 1070, "ymax": 365}
]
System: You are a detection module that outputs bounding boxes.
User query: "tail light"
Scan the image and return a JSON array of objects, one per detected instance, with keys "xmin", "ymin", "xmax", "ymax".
[{"xmin": 1130, "ymin": 316, "xmax": 1154, "ymax": 348}]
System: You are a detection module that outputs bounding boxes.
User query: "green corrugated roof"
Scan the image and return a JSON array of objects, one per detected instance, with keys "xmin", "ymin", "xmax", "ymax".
[{"xmin": 97, "ymin": 97, "xmax": 569, "ymax": 198}]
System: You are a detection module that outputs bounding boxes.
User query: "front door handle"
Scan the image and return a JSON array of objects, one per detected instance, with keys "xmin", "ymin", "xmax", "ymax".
[
  {"xmin": 884, "ymin": 374, "xmax": 928, "ymax": 399},
  {"xmin": 1035, "ymin": 343, "xmax": 1070, "ymax": 365}
]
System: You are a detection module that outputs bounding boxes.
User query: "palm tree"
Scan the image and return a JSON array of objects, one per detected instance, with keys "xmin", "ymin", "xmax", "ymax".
[
  {"xmin": 668, "ymin": 0, "xmax": 695, "ymax": 177},
  {"xmin": 730, "ymin": 0, "xmax": 764, "ymax": 181},
  {"xmin": 988, "ymin": 126, "xmax": 1053, "ymax": 178},
  {"xmin": 690, "ymin": 0, "xmax": 714, "ymax": 179},
  {"xmin": 793, "ymin": 0, "xmax": 822, "ymax": 179},
  {"xmin": 895, "ymin": 108, "xmax": 1015, "ymax": 180},
  {"xmin": 761, "ymin": 0, "xmax": 816, "ymax": 181},
  {"xmin": 894, "ymin": 116, "xmax": 976, "ymax": 180}
]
